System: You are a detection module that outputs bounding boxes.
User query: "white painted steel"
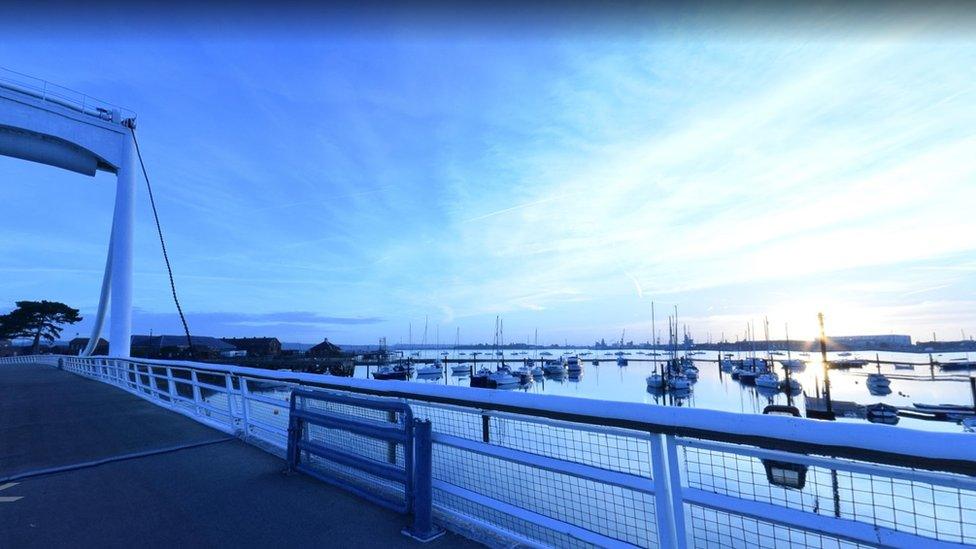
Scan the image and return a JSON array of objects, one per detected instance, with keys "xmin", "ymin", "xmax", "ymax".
[
  {"xmin": 107, "ymin": 132, "xmax": 135, "ymax": 357},
  {"xmin": 1, "ymin": 71, "xmax": 137, "ymax": 357},
  {"xmin": 650, "ymin": 434, "xmax": 680, "ymax": 549}
]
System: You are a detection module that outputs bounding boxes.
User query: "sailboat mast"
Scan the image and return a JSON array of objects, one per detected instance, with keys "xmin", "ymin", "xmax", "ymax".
[
  {"xmin": 750, "ymin": 320, "xmax": 756, "ymax": 359},
  {"xmin": 785, "ymin": 323, "xmax": 792, "ymax": 362},
  {"xmin": 764, "ymin": 316, "xmax": 771, "ymax": 361},
  {"xmin": 651, "ymin": 301, "xmax": 657, "ymax": 352},
  {"xmin": 651, "ymin": 301, "xmax": 657, "ymax": 370},
  {"xmin": 673, "ymin": 305, "xmax": 679, "ymax": 356}
]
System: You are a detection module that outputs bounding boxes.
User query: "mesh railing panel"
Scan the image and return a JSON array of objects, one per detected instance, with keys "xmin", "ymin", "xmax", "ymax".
[
  {"xmin": 682, "ymin": 445, "xmax": 976, "ymax": 545},
  {"xmin": 687, "ymin": 505, "xmax": 874, "ymax": 549}
]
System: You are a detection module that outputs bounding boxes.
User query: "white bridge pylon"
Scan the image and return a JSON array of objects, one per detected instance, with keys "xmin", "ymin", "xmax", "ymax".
[{"xmin": 0, "ymin": 69, "xmax": 137, "ymax": 357}]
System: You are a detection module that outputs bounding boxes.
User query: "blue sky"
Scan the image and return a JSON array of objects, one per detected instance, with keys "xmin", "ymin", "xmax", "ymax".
[{"xmin": 1, "ymin": 9, "xmax": 975, "ymax": 344}]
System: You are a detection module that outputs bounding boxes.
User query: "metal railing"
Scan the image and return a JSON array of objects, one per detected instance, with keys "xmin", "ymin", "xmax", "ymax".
[
  {"xmin": 4, "ymin": 355, "xmax": 975, "ymax": 548},
  {"xmin": 286, "ymin": 389, "xmax": 444, "ymax": 541},
  {"xmin": 0, "ymin": 66, "xmax": 137, "ymax": 122}
]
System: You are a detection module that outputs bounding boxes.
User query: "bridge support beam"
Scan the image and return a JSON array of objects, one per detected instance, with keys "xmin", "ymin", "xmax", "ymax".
[{"xmin": 109, "ymin": 130, "xmax": 135, "ymax": 358}]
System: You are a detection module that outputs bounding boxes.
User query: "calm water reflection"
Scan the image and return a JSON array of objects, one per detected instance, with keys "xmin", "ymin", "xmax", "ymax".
[{"xmin": 353, "ymin": 349, "xmax": 976, "ymax": 433}]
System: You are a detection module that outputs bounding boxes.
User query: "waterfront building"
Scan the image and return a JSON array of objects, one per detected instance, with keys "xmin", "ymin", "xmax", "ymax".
[
  {"xmin": 68, "ymin": 337, "xmax": 108, "ymax": 355},
  {"xmin": 220, "ymin": 336, "xmax": 282, "ymax": 357},
  {"xmin": 830, "ymin": 334, "xmax": 912, "ymax": 349},
  {"xmin": 130, "ymin": 335, "xmax": 237, "ymax": 358}
]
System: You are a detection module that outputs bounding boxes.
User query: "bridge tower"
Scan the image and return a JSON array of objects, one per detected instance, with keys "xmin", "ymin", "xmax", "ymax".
[{"xmin": 0, "ymin": 69, "xmax": 138, "ymax": 357}]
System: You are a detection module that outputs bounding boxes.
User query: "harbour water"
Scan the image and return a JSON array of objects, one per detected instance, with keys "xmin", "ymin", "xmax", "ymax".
[{"xmin": 352, "ymin": 349, "xmax": 976, "ymax": 434}]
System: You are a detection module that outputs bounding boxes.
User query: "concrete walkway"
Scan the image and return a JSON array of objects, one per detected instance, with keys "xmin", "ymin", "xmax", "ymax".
[{"xmin": 0, "ymin": 364, "xmax": 480, "ymax": 548}]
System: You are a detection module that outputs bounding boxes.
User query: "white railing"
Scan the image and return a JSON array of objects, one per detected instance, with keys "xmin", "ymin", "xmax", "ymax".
[
  {"xmin": 4, "ymin": 355, "xmax": 975, "ymax": 548},
  {"xmin": 0, "ymin": 66, "xmax": 137, "ymax": 122}
]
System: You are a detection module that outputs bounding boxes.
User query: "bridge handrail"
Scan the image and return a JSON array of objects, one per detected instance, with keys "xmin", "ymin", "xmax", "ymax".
[
  {"xmin": 0, "ymin": 66, "xmax": 137, "ymax": 122},
  {"xmin": 4, "ymin": 354, "xmax": 975, "ymax": 473},
  {"xmin": 6, "ymin": 353, "xmax": 975, "ymax": 547}
]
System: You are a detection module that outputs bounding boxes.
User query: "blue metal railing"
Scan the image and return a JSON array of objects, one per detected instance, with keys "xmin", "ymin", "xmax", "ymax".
[
  {"xmin": 287, "ymin": 389, "xmax": 414, "ymax": 512},
  {"xmin": 286, "ymin": 389, "xmax": 443, "ymax": 541}
]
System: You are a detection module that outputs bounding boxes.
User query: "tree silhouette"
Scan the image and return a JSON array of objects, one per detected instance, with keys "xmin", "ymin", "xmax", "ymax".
[{"xmin": 0, "ymin": 301, "xmax": 82, "ymax": 354}]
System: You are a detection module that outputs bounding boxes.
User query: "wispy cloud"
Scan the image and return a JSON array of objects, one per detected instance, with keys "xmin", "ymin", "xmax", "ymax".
[{"xmin": 2, "ymin": 24, "xmax": 974, "ymax": 343}]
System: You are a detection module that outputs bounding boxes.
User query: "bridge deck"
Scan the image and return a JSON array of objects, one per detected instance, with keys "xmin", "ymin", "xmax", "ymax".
[{"xmin": 0, "ymin": 364, "xmax": 478, "ymax": 548}]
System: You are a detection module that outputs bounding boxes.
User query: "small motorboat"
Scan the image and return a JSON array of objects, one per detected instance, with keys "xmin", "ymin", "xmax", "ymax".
[
  {"xmin": 756, "ymin": 372, "xmax": 780, "ymax": 390},
  {"xmin": 866, "ymin": 373, "xmax": 891, "ymax": 388},
  {"xmin": 513, "ymin": 366, "xmax": 534, "ymax": 385},
  {"xmin": 912, "ymin": 403, "xmax": 976, "ymax": 417},
  {"xmin": 779, "ymin": 359, "xmax": 806, "ymax": 371},
  {"xmin": 893, "ymin": 363, "xmax": 914, "ymax": 370},
  {"xmin": 830, "ymin": 359, "xmax": 868, "ymax": 369},
  {"xmin": 564, "ymin": 356, "xmax": 582, "ymax": 372},
  {"xmin": 738, "ymin": 369, "xmax": 759, "ymax": 385},
  {"xmin": 470, "ymin": 367, "xmax": 493, "ymax": 388},
  {"xmin": 937, "ymin": 359, "xmax": 976, "ymax": 371},
  {"xmin": 866, "ymin": 403, "xmax": 899, "ymax": 425},
  {"xmin": 489, "ymin": 367, "xmax": 520, "ymax": 389},
  {"xmin": 669, "ymin": 375, "xmax": 691, "ymax": 391},
  {"xmin": 415, "ymin": 361, "xmax": 443, "ymax": 377},
  {"xmin": 646, "ymin": 373, "xmax": 665, "ymax": 390},
  {"xmin": 543, "ymin": 360, "xmax": 565, "ymax": 375},
  {"xmin": 451, "ymin": 362, "xmax": 471, "ymax": 374},
  {"xmin": 372, "ymin": 364, "xmax": 411, "ymax": 380},
  {"xmin": 616, "ymin": 356, "xmax": 628, "ymax": 366},
  {"xmin": 838, "ymin": 352, "xmax": 853, "ymax": 357}
]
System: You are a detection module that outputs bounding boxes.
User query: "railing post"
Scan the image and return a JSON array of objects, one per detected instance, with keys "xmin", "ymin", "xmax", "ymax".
[
  {"xmin": 665, "ymin": 435, "xmax": 688, "ymax": 548},
  {"xmin": 224, "ymin": 373, "xmax": 239, "ymax": 430},
  {"xmin": 285, "ymin": 393, "xmax": 301, "ymax": 473},
  {"xmin": 166, "ymin": 366, "xmax": 178, "ymax": 406},
  {"xmin": 190, "ymin": 370, "xmax": 203, "ymax": 416},
  {"xmin": 481, "ymin": 412, "xmax": 491, "ymax": 443},
  {"xmin": 146, "ymin": 364, "xmax": 159, "ymax": 399},
  {"xmin": 387, "ymin": 410, "xmax": 399, "ymax": 464},
  {"xmin": 402, "ymin": 419, "xmax": 444, "ymax": 542},
  {"xmin": 239, "ymin": 377, "xmax": 252, "ymax": 439},
  {"xmin": 650, "ymin": 433, "xmax": 680, "ymax": 549}
]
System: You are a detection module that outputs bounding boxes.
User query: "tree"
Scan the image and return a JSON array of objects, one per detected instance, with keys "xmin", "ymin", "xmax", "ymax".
[{"xmin": 0, "ymin": 301, "xmax": 82, "ymax": 354}]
